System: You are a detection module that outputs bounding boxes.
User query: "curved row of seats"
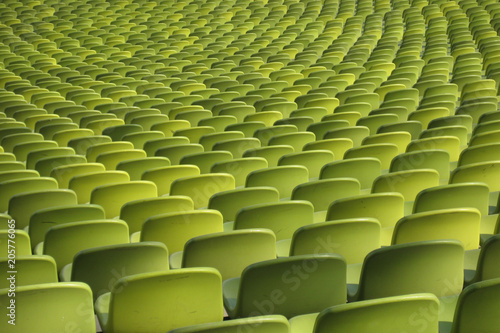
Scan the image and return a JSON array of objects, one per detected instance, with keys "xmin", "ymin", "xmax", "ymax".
[{"xmin": 0, "ymin": 0, "xmax": 500, "ymax": 331}]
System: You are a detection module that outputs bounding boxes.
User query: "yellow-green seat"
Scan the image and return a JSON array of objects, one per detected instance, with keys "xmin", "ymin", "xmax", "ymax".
[
  {"xmin": 8, "ymin": 189, "xmax": 78, "ymax": 229},
  {"xmin": 289, "ymin": 293, "xmax": 439, "ymax": 333},
  {"xmin": 120, "ymin": 196, "xmax": 194, "ymax": 235},
  {"xmin": 223, "ymin": 254, "xmax": 346, "ymax": 318},
  {"xmin": 28, "ymin": 204, "xmax": 106, "ymax": 249},
  {"xmin": 0, "ymin": 282, "xmax": 95, "ymax": 333},
  {"xmin": 141, "ymin": 165, "xmax": 200, "ymax": 196},
  {"xmin": 349, "ymin": 240, "xmax": 464, "ymax": 304},
  {"xmin": 170, "ymin": 173, "xmax": 235, "ymax": 209},
  {"xmin": 442, "ymin": 278, "xmax": 500, "ymax": 333},
  {"xmin": 139, "ymin": 210, "xmax": 223, "ymax": 257},
  {"xmin": 95, "ymin": 268, "xmax": 223, "ymax": 333},
  {"xmin": 246, "ymin": 166, "xmax": 309, "ymax": 199},
  {"xmin": 179, "ymin": 229, "xmax": 276, "ymax": 280},
  {"xmin": 0, "ymin": 255, "xmax": 57, "ymax": 288},
  {"xmin": 61, "ymin": 242, "xmax": 169, "ymax": 301},
  {"xmin": 36, "ymin": 219, "xmax": 129, "ymax": 271},
  {"xmin": 327, "ymin": 192, "xmax": 405, "ymax": 246}
]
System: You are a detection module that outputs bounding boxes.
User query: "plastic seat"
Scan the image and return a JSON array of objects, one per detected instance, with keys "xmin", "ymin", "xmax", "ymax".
[
  {"xmin": 450, "ymin": 161, "xmax": 500, "ymax": 207},
  {"xmin": 208, "ymin": 187, "xmax": 280, "ymax": 223},
  {"xmin": 95, "ymin": 268, "xmax": 223, "ymax": 333},
  {"xmin": 392, "ymin": 208, "xmax": 481, "ymax": 252},
  {"xmin": 349, "ymin": 240, "xmax": 464, "ymax": 303},
  {"xmin": 90, "ymin": 181, "xmax": 157, "ymax": 218},
  {"xmin": 0, "ymin": 177, "xmax": 58, "ymax": 212},
  {"xmin": 390, "ymin": 150, "xmax": 450, "ymax": 182},
  {"xmin": 289, "ymin": 293, "xmax": 439, "ymax": 333},
  {"xmin": 0, "ymin": 255, "xmax": 57, "ymax": 288},
  {"xmin": 344, "ymin": 143, "xmax": 399, "ymax": 170},
  {"xmin": 323, "ymin": 126, "xmax": 370, "ymax": 146},
  {"xmin": 357, "ymin": 114, "xmax": 400, "ymax": 135},
  {"xmin": 406, "ymin": 136, "xmax": 461, "ymax": 162},
  {"xmin": 178, "ymin": 229, "xmax": 276, "ymax": 280},
  {"xmin": 320, "ymin": 158, "xmax": 381, "ymax": 193},
  {"xmin": 96, "ymin": 149, "xmax": 148, "ymax": 170},
  {"xmin": 233, "ymin": 199, "xmax": 314, "ymax": 241},
  {"xmin": 288, "ymin": 215, "xmax": 381, "ymax": 271},
  {"xmin": 458, "ymin": 143, "xmax": 500, "ymax": 167},
  {"xmin": 8, "ymin": 189, "xmax": 78, "ymax": 229},
  {"xmin": 169, "ymin": 315, "xmax": 290, "ymax": 333},
  {"xmin": 268, "ymin": 132, "xmax": 316, "ymax": 151},
  {"xmin": 362, "ymin": 132, "xmax": 411, "ymax": 154},
  {"xmin": 0, "ymin": 282, "xmax": 95, "ymax": 333},
  {"xmin": 143, "ymin": 137, "xmax": 191, "ymax": 157},
  {"xmin": 223, "ymin": 254, "xmax": 346, "ymax": 318},
  {"xmin": 291, "ymin": 178, "xmax": 361, "ymax": 222},
  {"xmin": 278, "ymin": 150, "xmax": 335, "ymax": 179},
  {"xmin": 141, "ymin": 165, "xmax": 200, "ymax": 196},
  {"xmin": 469, "ymin": 130, "xmax": 500, "ymax": 147},
  {"xmin": 0, "ymin": 229, "xmax": 31, "ymax": 256},
  {"xmin": 442, "ymin": 278, "xmax": 500, "ymax": 333},
  {"xmin": 327, "ymin": 192, "xmax": 405, "ymax": 246},
  {"xmin": 170, "ymin": 174, "xmax": 235, "ymax": 209},
  {"xmin": 372, "ymin": 169, "xmax": 440, "ymax": 213},
  {"xmin": 139, "ymin": 209, "xmax": 223, "ymax": 255},
  {"xmin": 246, "ymin": 166, "xmax": 309, "ymax": 199},
  {"xmin": 155, "ymin": 143, "xmax": 204, "ymax": 164},
  {"xmin": 36, "ymin": 219, "xmax": 129, "ymax": 270},
  {"xmin": 25, "ymin": 147, "xmax": 75, "ymax": 170},
  {"xmin": 27, "ymin": 203, "xmax": 105, "ymax": 249},
  {"xmin": 180, "ymin": 151, "xmax": 233, "ymax": 174},
  {"xmin": 116, "ymin": 157, "xmax": 171, "ymax": 180},
  {"xmin": 119, "ymin": 196, "xmax": 194, "ymax": 236},
  {"xmin": 61, "ymin": 242, "xmax": 169, "ymax": 300},
  {"xmin": 242, "ymin": 145, "xmax": 295, "ymax": 167},
  {"xmin": 465, "ymin": 234, "xmax": 500, "ymax": 285},
  {"xmin": 211, "ymin": 158, "xmax": 268, "ymax": 187}
]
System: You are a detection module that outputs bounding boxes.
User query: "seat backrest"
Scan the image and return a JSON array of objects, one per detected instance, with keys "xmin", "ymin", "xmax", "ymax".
[
  {"xmin": 472, "ymin": 234, "xmax": 500, "ymax": 283},
  {"xmin": 69, "ymin": 171, "xmax": 131, "ymax": 204},
  {"xmin": 0, "ymin": 255, "xmax": 57, "ymax": 288},
  {"xmin": 372, "ymin": 169, "xmax": 441, "ymax": 202},
  {"xmin": 246, "ymin": 166, "xmax": 309, "ymax": 199},
  {"xmin": 141, "ymin": 210, "xmax": 224, "ymax": 253},
  {"xmin": 0, "ymin": 282, "xmax": 95, "ymax": 333},
  {"xmin": 208, "ymin": 187, "xmax": 280, "ymax": 222},
  {"xmin": 413, "ymin": 183, "xmax": 489, "ymax": 215},
  {"xmin": 104, "ymin": 268, "xmax": 223, "ymax": 333},
  {"xmin": 90, "ymin": 181, "xmax": 157, "ymax": 218},
  {"xmin": 29, "ymin": 204, "xmax": 105, "ymax": 248},
  {"xmin": 313, "ymin": 293, "xmax": 439, "ymax": 333},
  {"xmin": 291, "ymin": 178, "xmax": 361, "ymax": 212},
  {"xmin": 450, "ymin": 161, "xmax": 500, "ymax": 192},
  {"xmin": 170, "ymin": 173, "xmax": 235, "ymax": 209},
  {"xmin": 70, "ymin": 242, "xmax": 169, "ymax": 300},
  {"xmin": 278, "ymin": 150, "xmax": 335, "ymax": 178},
  {"xmin": 450, "ymin": 278, "xmax": 500, "ymax": 333},
  {"xmin": 0, "ymin": 177, "xmax": 58, "ymax": 211},
  {"xmin": 344, "ymin": 143, "xmax": 399, "ymax": 169},
  {"xmin": 8, "ymin": 189, "xmax": 78, "ymax": 229},
  {"xmin": 182, "ymin": 229, "xmax": 277, "ymax": 280},
  {"xmin": 120, "ymin": 196, "xmax": 194, "ymax": 234},
  {"xmin": 390, "ymin": 149, "xmax": 450, "ymax": 180},
  {"xmin": 235, "ymin": 254, "xmax": 346, "ymax": 318},
  {"xmin": 290, "ymin": 218, "xmax": 381, "ymax": 264},
  {"xmin": 356, "ymin": 240, "xmax": 464, "ymax": 300},
  {"xmin": 234, "ymin": 201, "xmax": 314, "ymax": 240},
  {"xmin": 392, "ymin": 208, "xmax": 481, "ymax": 250},
  {"xmin": 42, "ymin": 220, "xmax": 130, "ymax": 270},
  {"xmin": 327, "ymin": 192, "xmax": 404, "ymax": 229}
]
